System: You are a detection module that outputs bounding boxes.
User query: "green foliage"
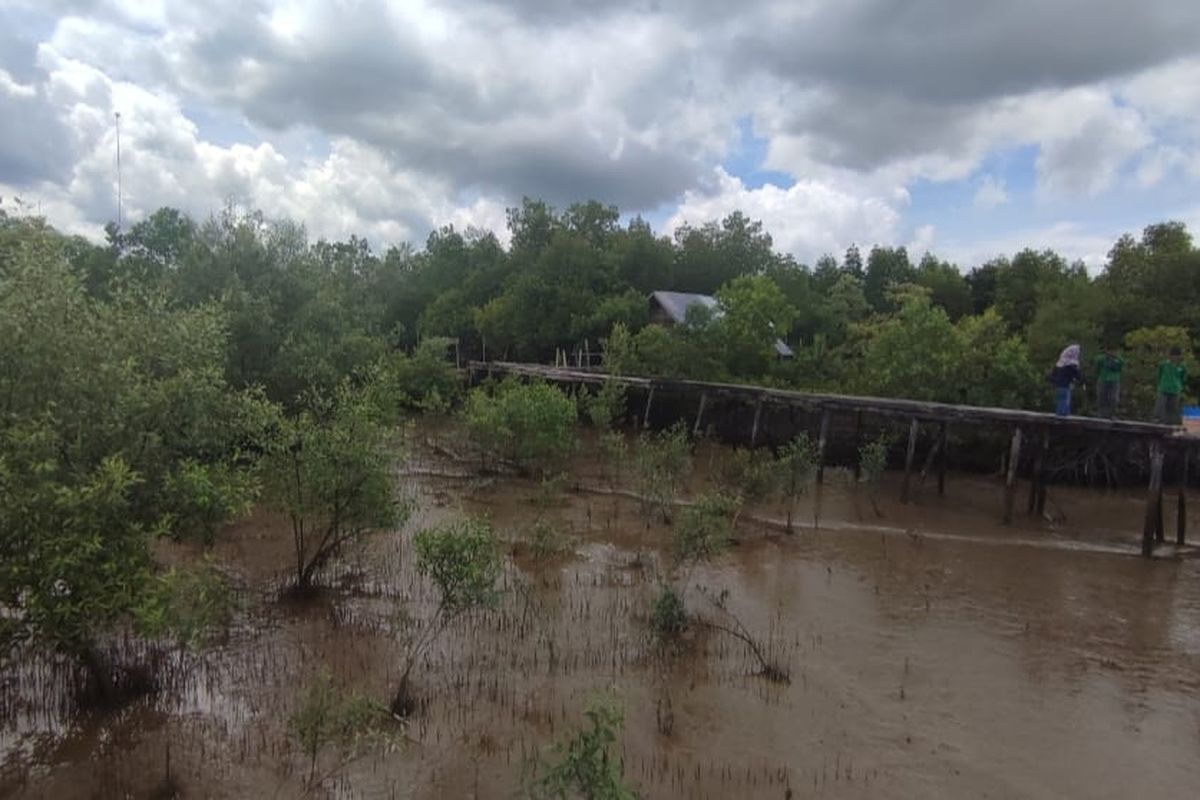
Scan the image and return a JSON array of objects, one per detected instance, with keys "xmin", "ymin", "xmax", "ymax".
[
  {"xmin": 371, "ymin": 337, "xmax": 462, "ymax": 417},
  {"xmin": 414, "ymin": 517, "xmax": 502, "ymax": 613},
  {"xmin": 859, "ymin": 436, "xmax": 889, "ymax": 485},
  {"xmin": 135, "ymin": 560, "xmax": 238, "ymax": 648},
  {"xmin": 291, "ymin": 668, "xmax": 395, "ymax": 784},
  {"xmin": 859, "ymin": 294, "xmax": 962, "ymax": 401},
  {"xmin": 633, "ymin": 423, "xmax": 692, "ymax": 522},
  {"xmin": 581, "ymin": 380, "xmax": 626, "ymax": 430},
  {"xmin": 527, "ymin": 519, "xmax": 567, "ymax": 562},
  {"xmin": 261, "ymin": 382, "xmax": 401, "ymax": 590},
  {"xmin": 673, "ymin": 493, "xmax": 739, "ymax": 566},
  {"xmin": 649, "ymin": 584, "xmax": 688, "ymax": 640},
  {"xmin": 778, "ymin": 434, "xmax": 817, "ymax": 532},
  {"xmin": 721, "ymin": 447, "xmax": 778, "ymax": 507},
  {"xmin": 465, "ymin": 379, "xmax": 577, "ymax": 475},
  {"xmin": 529, "ymin": 693, "xmax": 636, "ymax": 800}
]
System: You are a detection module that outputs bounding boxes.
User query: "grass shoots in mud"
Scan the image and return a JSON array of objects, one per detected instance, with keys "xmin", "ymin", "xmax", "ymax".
[
  {"xmin": 633, "ymin": 423, "xmax": 692, "ymax": 525},
  {"xmin": 393, "ymin": 516, "xmax": 502, "ymax": 716},
  {"xmin": 527, "ymin": 693, "xmax": 636, "ymax": 800},
  {"xmin": 858, "ymin": 435, "xmax": 890, "ymax": 518},
  {"xmin": 291, "ymin": 668, "xmax": 396, "ymax": 788}
]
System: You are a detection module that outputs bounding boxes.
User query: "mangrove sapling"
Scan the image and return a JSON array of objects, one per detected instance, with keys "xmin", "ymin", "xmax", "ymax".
[
  {"xmin": 463, "ymin": 378, "xmax": 577, "ymax": 477},
  {"xmin": 696, "ymin": 587, "xmax": 790, "ymax": 684},
  {"xmin": 633, "ymin": 422, "xmax": 692, "ymax": 525},
  {"xmin": 291, "ymin": 668, "xmax": 397, "ymax": 789},
  {"xmin": 778, "ymin": 434, "xmax": 817, "ymax": 533},
  {"xmin": 262, "ymin": 382, "xmax": 403, "ymax": 593},
  {"xmin": 858, "ymin": 435, "xmax": 889, "ymax": 518},
  {"xmin": 527, "ymin": 692, "xmax": 636, "ymax": 800},
  {"xmin": 392, "ymin": 516, "xmax": 502, "ymax": 716},
  {"xmin": 581, "ymin": 379, "xmax": 627, "ymax": 431},
  {"xmin": 721, "ymin": 447, "xmax": 778, "ymax": 527},
  {"xmin": 135, "ymin": 559, "xmax": 240, "ymax": 649},
  {"xmin": 648, "ymin": 583, "xmax": 688, "ymax": 641}
]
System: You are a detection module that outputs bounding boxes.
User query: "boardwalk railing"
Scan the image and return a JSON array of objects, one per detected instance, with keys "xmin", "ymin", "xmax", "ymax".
[{"xmin": 468, "ymin": 361, "xmax": 1194, "ymax": 558}]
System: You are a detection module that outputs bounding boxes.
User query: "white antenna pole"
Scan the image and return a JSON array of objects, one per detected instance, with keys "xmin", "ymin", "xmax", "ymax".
[{"xmin": 114, "ymin": 111, "xmax": 123, "ymax": 233}]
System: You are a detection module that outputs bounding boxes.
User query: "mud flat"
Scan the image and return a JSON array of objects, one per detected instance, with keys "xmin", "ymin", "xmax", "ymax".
[{"xmin": 3, "ymin": 428, "xmax": 1199, "ymax": 799}]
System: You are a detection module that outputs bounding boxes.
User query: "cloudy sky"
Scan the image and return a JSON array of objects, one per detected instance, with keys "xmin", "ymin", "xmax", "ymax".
[{"xmin": 2, "ymin": 0, "xmax": 1199, "ymax": 268}]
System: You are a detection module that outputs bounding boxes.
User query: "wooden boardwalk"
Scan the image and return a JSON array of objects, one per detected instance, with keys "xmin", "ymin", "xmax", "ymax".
[{"xmin": 469, "ymin": 361, "xmax": 1194, "ymax": 558}]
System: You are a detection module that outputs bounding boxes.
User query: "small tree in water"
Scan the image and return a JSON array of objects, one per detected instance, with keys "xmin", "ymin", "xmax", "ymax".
[
  {"xmin": 528, "ymin": 692, "xmax": 636, "ymax": 800},
  {"xmin": 858, "ymin": 435, "xmax": 889, "ymax": 517},
  {"xmin": 392, "ymin": 516, "xmax": 502, "ymax": 716},
  {"xmin": 262, "ymin": 382, "xmax": 402, "ymax": 592},
  {"xmin": 465, "ymin": 378, "xmax": 577, "ymax": 476},
  {"xmin": 633, "ymin": 423, "xmax": 692, "ymax": 524},
  {"xmin": 291, "ymin": 667, "xmax": 395, "ymax": 788},
  {"xmin": 778, "ymin": 434, "xmax": 817, "ymax": 533}
]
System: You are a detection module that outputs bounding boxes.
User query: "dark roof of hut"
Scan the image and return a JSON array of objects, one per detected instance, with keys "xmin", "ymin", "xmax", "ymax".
[{"xmin": 648, "ymin": 291, "xmax": 794, "ymax": 358}]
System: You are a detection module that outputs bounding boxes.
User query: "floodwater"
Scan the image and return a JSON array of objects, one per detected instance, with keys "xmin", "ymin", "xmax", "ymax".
[{"xmin": 2, "ymin": 425, "xmax": 1199, "ymax": 799}]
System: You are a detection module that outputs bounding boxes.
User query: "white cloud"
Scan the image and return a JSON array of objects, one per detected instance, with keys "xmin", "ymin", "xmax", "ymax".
[
  {"xmin": 665, "ymin": 167, "xmax": 901, "ymax": 264},
  {"xmin": 974, "ymin": 174, "xmax": 1008, "ymax": 209},
  {"xmin": 939, "ymin": 221, "xmax": 1115, "ymax": 272}
]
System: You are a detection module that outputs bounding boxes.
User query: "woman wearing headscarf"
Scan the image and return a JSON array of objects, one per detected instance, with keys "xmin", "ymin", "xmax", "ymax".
[{"xmin": 1048, "ymin": 344, "xmax": 1084, "ymax": 416}]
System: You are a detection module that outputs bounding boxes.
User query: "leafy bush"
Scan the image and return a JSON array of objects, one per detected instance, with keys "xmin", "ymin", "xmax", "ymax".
[
  {"xmin": 373, "ymin": 337, "xmax": 462, "ymax": 416},
  {"xmin": 778, "ymin": 434, "xmax": 817, "ymax": 533},
  {"xmin": 136, "ymin": 560, "xmax": 238, "ymax": 648},
  {"xmin": 529, "ymin": 693, "xmax": 635, "ymax": 800},
  {"xmin": 262, "ymin": 382, "xmax": 402, "ymax": 590},
  {"xmin": 1122, "ymin": 326, "xmax": 1197, "ymax": 420},
  {"xmin": 721, "ymin": 447, "xmax": 778, "ymax": 509},
  {"xmin": 291, "ymin": 668, "xmax": 394, "ymax": 786},
  {"xmin": 464, "ymin": 379, "xmax": 577, "ymax": 475},
  {"xmin": 673, "ymin": 493, "xmax": 739, "ymax": 566},
  {"xmin": 649, "ymin": 584, "xmax": 687, "ymax": 639},
  {"xmin": 414, "ymin": 517, "xmax": 503, "ymax": 613},
  {"xmin": 633, "ymin": 423, "xmax": 692, "ymax": 522}
]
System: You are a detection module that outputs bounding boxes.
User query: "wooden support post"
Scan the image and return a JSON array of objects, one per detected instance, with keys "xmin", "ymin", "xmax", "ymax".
[
  {"xmin": 750, "ymin": 399, "xmax": 764, "ymax": 446},
  {"xmin": 1178, "ymin": 447, "xmax": 1189, "ymax": 546},
  {"xmin": 1035, "ymin": 429, "xmax": 1050, "ymax": 517},
  {"xmin": 1003, "ymin": 427, "xmax": 1022, "ymax": 525},
  {"xmin": 901, "ymin": 418, "xmax": 919, "ymax": 504},
  {"xmin": 853, "ymin": 411, "xmax": 864, "ymax": 480},
  {"xmin": 1143, "ymin": 441, "xmax": 1164, "ymax": 557},
  {"xmin": 816, "ymin": 409, "xmax": 831, "ymax": 485},
  {"xmin": 642, "ymin": 386, "xmax": 655, "ymax": 430},
  {"xmin": 693, "ymin": 392, "xmax": 708, "ymax": 437},
  {"xmin": 1027, "ymin": 427, "xmax": 1045, "ymax": 515},
  {"xmin": 936, "ymin": 422, "xmax": 948, "ymax": 496}
]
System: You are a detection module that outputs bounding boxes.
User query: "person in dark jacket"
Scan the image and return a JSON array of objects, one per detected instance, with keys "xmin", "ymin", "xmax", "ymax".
[{"xmin": 1049, "ymin": 344, "xmax": 1083, "ymax": 416}]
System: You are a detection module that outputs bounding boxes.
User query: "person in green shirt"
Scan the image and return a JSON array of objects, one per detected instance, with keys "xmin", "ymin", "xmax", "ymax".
[
  {"xmin": 1154, "ymin": 347, "xmax": 1188, "ymax": 425},
  {"xmin": 1094, "ymin": 348, "xmax": 1124, "ymax": 418}
]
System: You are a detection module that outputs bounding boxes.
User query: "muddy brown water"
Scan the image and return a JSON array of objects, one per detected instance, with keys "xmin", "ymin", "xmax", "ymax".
[{"xmin": 2, "ymin": 427, "xmax": 1199, "ymax": 799}]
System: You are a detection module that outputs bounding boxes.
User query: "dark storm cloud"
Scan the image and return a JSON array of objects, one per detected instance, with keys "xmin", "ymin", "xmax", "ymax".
[{"xmin": 740, "ymin": 0, "xmax": 1200, "ymax": 104}]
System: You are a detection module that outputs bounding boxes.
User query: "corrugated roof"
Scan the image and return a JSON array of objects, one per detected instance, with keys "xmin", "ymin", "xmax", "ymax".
[{"xmin": 649, "ymin": 291, "xmax": 794, "ymax": 358}]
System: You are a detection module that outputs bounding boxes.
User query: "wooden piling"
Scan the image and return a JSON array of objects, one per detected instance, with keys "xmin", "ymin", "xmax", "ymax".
[
  {"xmin": 693, "ymin": 392, "xmax": 708, "ymax": 437},
  {"xmin": 1178, "ymin": 447, "xmax": 1189, "ymax": 546},
  {"xmin": 642, "ymin": 386, "xmax": 655, "ymax": 430},
  {"xmin": 853, "ymin": 411, "xmax": 864, "ymax": 480},
  {"xmin": 816, "ymin": 409, "xmax": 831, "ymax": 484},
  {"xmin": 1028, "ymin": 427, "xmax": 1047, "ymax": 515},
  {"xmin": 1003, "ymin": 427, "xmax": 1022, "ymax": 525},
  {"xmin": 936, "ymin": 422, "xmax": 948, "ymax": 495},
  {"xmin": 1142, "ymin": 442, "xmax": 1164, "ymax": 557},
  {"xmin": 750, "ymin": 398, "xmax": 764, "ymax": 446},
  {"xmin": 1035, "ymin": 429, "xmax": 1050, "ymax": 516},
  {"xmin": 901, "ymin": 418, "xmax": 919, "ymax": 504}
]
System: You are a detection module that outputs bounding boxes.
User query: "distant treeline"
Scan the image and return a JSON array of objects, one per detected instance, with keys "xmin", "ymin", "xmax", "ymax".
[{"xmin": 3, "ymin": 200, "xmax": 1198, "ymax": 418}]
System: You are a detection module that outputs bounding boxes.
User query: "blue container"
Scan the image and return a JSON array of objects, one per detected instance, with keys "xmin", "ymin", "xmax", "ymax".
[{"xmin": 1184, "ymin": 406, "xmax": 1200, "ymax": 418}]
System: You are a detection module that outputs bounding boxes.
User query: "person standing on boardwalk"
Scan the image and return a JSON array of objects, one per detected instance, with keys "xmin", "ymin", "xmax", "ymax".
[
  {"xmin": 1094, "ymin": 347, "xmax": 1124, "ymax": 418},
  {"xmin": 1154, "ymin": 347, "xmax": 1188, "ymax": 425},
  {"xmin": 1049, "ymin": 344, "xmax": 1084, "ymax": 416}
]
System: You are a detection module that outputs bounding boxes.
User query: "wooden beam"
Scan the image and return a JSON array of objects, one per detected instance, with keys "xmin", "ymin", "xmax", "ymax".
[
  {"xmin": 693, "ymin": 392, "xmax": 708, "ymax": 438},
  {"xmin": 1143, "ymin": 441, "xmax": 1164, "ymax": 557},
  {"xmin": 1178, "ymin": 447, "xmax": 1189, "ymax": 546},
  {"xmin": 936, "ymin": 422, "xmax": 948, "ymax": 495},
  {"xmin": 642, "ymin": 386, "xmax": 655, "ymax": 430},
  {"xmin": 750, "ymin": 398, "xmax": 764, "ymax": 446},
  {"xmin": 901, "ymin": 418, "xmax": 919, "ymax": 504},
  {"xmin": 1003, "ymin": 427, "xmax": 1022, "ymax": 525},
  {"xmin": 815, "ymin": 409, "xmax": 831, "ymax": 485}
]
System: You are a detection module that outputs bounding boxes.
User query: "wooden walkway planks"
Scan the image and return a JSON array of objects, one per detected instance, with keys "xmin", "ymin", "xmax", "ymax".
[{"xmin": 471, "ymin": 361, "xmax": 1177, "ymax": 438}]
